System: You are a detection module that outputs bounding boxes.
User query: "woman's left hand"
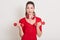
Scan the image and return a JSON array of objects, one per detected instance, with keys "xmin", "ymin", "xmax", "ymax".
[{"xmin": 36, "ymin": 22, "xmax": 41, "ymax": 28}]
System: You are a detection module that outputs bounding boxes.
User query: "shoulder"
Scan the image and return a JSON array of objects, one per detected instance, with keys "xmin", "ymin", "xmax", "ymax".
[
  {"xmin": 19, "ymin": 17, "xmax": 25, "ymax": 23},
  {"xmin": 36, "ymin": 16, "xmax": 42, "ymax": 22}
]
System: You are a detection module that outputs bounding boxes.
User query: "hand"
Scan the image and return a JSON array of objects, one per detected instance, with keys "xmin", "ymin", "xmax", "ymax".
[
  {"xmin": 36, "ymin": 22, "xmax": 41, "ymax": 28},
  {"xmin": 14, "ymin": 22, "xmax": 17, "ymax": 26},
  {"xmin": 13, "ymin": 22, "xmax": 21, "ymax": 28},
  {"xmin": 42, "ymin": 21, "xmax": 45, "ymax": 25}
]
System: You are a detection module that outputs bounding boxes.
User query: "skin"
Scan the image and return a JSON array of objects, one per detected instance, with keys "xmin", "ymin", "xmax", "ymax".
[{"xmin": 17, "ymin": 4, "xmax": 42, "ymax": 37}]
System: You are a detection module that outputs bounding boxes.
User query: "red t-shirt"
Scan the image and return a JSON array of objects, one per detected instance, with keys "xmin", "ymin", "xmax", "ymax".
[{"xmin": 19, "ymin": 17, "xmax": 42, "ymax": 40}]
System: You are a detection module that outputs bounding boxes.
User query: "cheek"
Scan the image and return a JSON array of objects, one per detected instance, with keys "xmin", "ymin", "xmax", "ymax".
[
  {"xmin": 30, "ymin": 9, "xmax": 34, "ymax": 13},
  {"xmin": 26, "ymin": 9, "xmax": 29, "ymax": 12},
  {"xmin": 31, "ymin": 9, "xmax": 34, "ymax": 12}
]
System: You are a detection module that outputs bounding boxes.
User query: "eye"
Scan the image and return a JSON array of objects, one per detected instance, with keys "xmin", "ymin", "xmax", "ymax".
[
  {"xmin": 27, "ymin": 7, "xmax": 29, "ymax": 9},
  {"xmin": 31, "ymin": 7, "xmax": 33, "ymax": 9}
]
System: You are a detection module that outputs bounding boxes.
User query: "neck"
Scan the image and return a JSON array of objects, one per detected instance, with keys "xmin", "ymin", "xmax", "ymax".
[
  {"xmin": 26, "ymin": 13, "xmax": 35, "ymax": 19},
  {"xmin": 29, "ymin": 14, "xmax": 34, "ymax": 19}
]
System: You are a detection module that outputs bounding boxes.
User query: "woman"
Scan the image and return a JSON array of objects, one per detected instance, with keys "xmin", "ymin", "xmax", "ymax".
[{"xmin": 17, "ymin": 1, "xmax": 44, "ymax": 40}]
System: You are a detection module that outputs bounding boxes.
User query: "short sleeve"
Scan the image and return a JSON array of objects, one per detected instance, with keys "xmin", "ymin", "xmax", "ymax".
[
  {"xmin": 36, "ymin": 17, "xmax": 42, "ymax": 32},
  {"xmin": 19, "ymin": 18, "xmax": 25, "ymax": 28}
]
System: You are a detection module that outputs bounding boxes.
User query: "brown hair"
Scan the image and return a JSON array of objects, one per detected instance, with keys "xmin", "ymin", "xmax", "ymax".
[{"xmin": 25, "ymin": 1, "xmax": 36, "ymax": 19}]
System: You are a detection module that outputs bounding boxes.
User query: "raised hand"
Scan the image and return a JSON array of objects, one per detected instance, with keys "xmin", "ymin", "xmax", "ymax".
[
  {"xmin": 36, "ymin": 21, "xmax": 45, "ymax": 28},
  {"xmin": 36, "ymin": 22, "xmax": 41, "ymax": 28},
  {"xmin": 42, "ymin": 21, "xmax": 45, "ymax": 25}
]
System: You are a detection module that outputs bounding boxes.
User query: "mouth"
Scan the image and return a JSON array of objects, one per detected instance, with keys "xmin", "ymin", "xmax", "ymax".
[{"xmin": 29, "ymin": 11, "xmax": 31, "ymax": 13}]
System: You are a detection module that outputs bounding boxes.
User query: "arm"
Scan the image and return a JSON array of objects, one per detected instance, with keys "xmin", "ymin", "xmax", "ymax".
[
  {"xmin": 36, "ymin": 22, "xmax": 42, "ymax": 37},
  {"xmin": 17, "ymin": 23, "xmax": 24, "ymax": 37},
  {"xmin": 36, "ymin": 26, "xmax": 42, "ymax": 37}
]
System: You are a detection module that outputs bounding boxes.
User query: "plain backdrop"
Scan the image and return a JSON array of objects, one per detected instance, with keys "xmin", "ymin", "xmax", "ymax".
[{"xmin": 0, "ymin": 0, "xmax": 60, "ymax": 40}]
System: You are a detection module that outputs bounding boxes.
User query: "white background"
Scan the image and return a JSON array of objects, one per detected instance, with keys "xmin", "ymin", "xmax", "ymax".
[{"xmin": 0, "ymin": 0, "xmax": 60, "ymax": 40}]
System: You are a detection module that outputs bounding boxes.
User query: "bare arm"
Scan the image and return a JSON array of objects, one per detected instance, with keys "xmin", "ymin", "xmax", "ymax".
[
  {"xmin": 36, "ymin": 27, "xmax": 42, "ymax": 37},
  {"xmin": 17, "ymin": 23, "xmax": 24, "ymax": 37},
  {"xmin": 36, "ymin": 22, "xmax": 42, "ymax": 37}
]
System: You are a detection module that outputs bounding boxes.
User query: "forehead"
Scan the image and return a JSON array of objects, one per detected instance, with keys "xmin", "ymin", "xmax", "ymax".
[{"xmin": 27, "ymin": 4, "xmax": 34, "ymax": 7}]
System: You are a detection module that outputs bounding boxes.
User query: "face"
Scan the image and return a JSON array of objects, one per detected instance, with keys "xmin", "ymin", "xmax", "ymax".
[{"xmin": 26, "ymin": 4, "xmax": 35, "ymax": 15}]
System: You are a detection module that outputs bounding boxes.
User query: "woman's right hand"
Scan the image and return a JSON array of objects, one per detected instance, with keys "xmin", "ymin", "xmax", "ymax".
[
  {"xmin": 14, "ymin": 22, "xmax": 22, "ymax": 29},
  {"xmin": 13, "ymin": 22, "xmax": 24, "ymax": 37}
]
